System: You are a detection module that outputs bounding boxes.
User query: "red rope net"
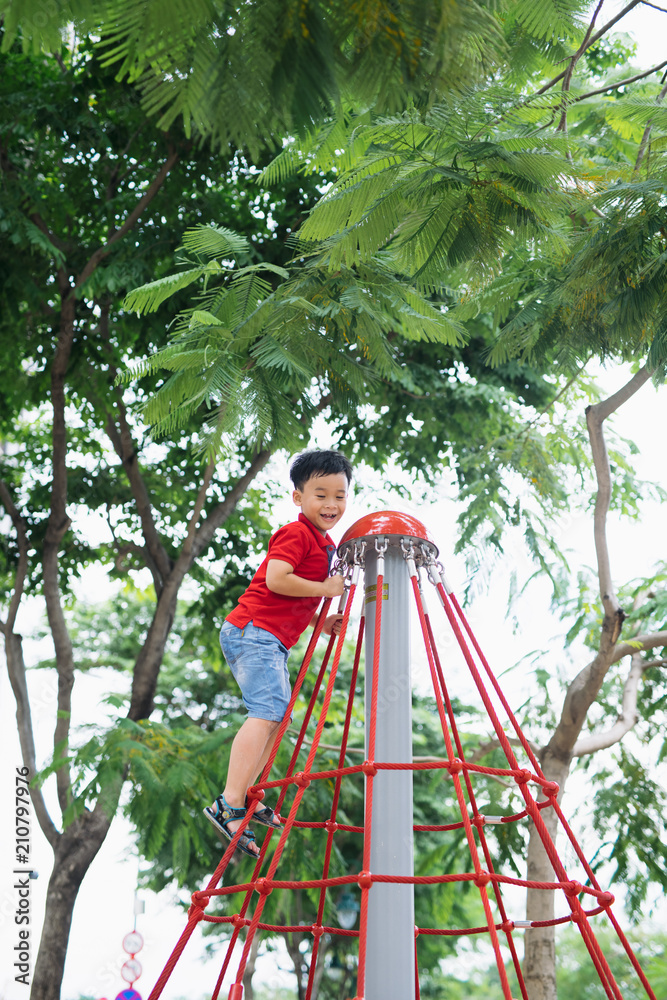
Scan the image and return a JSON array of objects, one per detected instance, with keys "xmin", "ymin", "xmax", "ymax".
[{"xmin": 147, "ymin": 530, "xmax": 657, "ymax": 1000}]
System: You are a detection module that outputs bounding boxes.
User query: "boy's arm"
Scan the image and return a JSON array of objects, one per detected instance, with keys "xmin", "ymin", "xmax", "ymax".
[{"xmin": 266, "ymin": 559, "xmax": 344, "ymax": 599}]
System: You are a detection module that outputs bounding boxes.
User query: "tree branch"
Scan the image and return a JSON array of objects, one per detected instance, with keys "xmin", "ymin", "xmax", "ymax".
[
  {"xmin": 28, "ymin": 211, "xmax": 69, "ymax": 260},
  {"xmin": 593, "ymin": 364, "xmax": 652, "ymax": 422},
  {"xmin": 471, "ymin": 1, "xmax": 641, "ymax": 145},
  {"xmin": 573, "ymin": 651, "xmax": 666, "ymax": 756},
  {"xmin": 189, "ymin": 449, "xmax": 273, "ymax": 563},
  {"xmin": 0, "ymin": 482, "xmax": 59, "ymax": 846},
  {"xmin": 634, "ymin": 78, "xmax": 667, "ymax": 176},
  {"xmin": 0, "ymin": 479, "xmax": 29, "ymax": 632},
  {"xmin": 74, "ymin": 148, "xmax": 179, "ymax": 292},
  {"xmin": 543, "ymin": 367, "xmax": 653, "ymax": 764},
  {"xmin": 585, "ymin": 365, "xmax": 652, "ymax": 616},
  {"xmin": 612, "ymin": 629, "xmax": 667, "ymax": 663},
  {"xmin": 534, "ymin": 0, "xmax": 643, "ymax": 97},
  {"xmin": 469, "ymin": 1, "xmax": 642, "ymax": 145},
  {"xmin": 103, "ymin": 397, "xmax": 173, "ymax": 591},
  {"xmin": 557, "ymin": 0, "xmax": 606, "ymax": 132},
  {"xmin": 547, "ymin": 630, "xmax": 667, "ymax": 764},
  {"xmin": 468, "ymin": 734, "xmax": 543, "ymax": 764},
  {"xmin": 36, "ymin": 140, "xmax": 177, "ymax": 817},
  {"xmin": 98, "ymin": 309, "xmax": 173, "ymax": 591},
  {"xmin": 5, "ymin": 632, "xmax": 60, "ymax": 847},
  {"xmin": 127, "ymin": 449, "xmax": 273, "ymax": 721},
  {"xmin": 51, "ymin": 50, "xmax": 68, "ymax": 75},
  {"xmin": 43, "ymin": 297, "xmax": 77, "ymax": 815},
  {"xmin": 574, "ymin": 60, "xmax": 667, "ymax": 103},
  {"xmin": 180, "ymin": 457, "xmax": 217, "ymax": 561}
]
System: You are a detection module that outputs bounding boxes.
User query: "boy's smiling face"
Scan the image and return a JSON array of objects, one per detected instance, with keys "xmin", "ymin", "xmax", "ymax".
[{"xmin": 293, "ymin": 472, "xmax": 348, "ymax": 536}]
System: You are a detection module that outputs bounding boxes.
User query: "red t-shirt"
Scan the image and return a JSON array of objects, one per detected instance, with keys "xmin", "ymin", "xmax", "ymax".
[{"xmin": 226, "ymin": 513, "xmax": 337, "ymax": 649}]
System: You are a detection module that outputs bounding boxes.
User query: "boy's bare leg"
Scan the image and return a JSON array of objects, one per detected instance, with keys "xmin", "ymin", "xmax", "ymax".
[
  {"xmin": 249, "ymin": 724, "xmax": 283, "ymax": 811},
  {"xmin": 221, "ymin": 717, "xmax": 280, "ymax": 843}
]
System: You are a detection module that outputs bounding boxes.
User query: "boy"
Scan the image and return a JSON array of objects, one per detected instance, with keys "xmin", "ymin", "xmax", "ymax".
[{"xmin": 205, "ymin": 449, "xmax": 352, "ymax": 857}]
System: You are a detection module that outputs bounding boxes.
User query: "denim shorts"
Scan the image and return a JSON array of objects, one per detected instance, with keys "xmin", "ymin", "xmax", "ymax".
[{"xmin": 220, "ymin": 621, "xmax": 291, "ymax": 722}]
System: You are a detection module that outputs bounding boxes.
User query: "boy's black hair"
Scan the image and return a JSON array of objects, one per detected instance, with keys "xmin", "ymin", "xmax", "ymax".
[{"xmin": 290, "ymin": 449, "xmax": 353, "ymax": 490}]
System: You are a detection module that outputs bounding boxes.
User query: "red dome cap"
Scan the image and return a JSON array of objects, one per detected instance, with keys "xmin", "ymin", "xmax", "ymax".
[{"xmin": 338, "ymin": 510, "xmax": 437, "ymax": 555}]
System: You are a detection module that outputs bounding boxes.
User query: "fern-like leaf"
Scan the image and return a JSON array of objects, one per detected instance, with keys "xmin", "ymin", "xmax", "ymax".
[{"xmin": 123, "ymin": 267, "xmax": 205, "ymax": 314}]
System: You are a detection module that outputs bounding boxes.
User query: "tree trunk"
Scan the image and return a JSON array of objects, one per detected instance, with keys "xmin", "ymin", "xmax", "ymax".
[
  {"xmin": 31, "ymin": 807, "xmax": 114, "ymax": 1000},
  {"xmin": 283, "ymin": 930, "xmax": 307, "ymax": 1000},
  {"xmin": 309, "ymin": 932, "xmax": 329, "ymax": 999},
  {"xmin": 3, "ymin": 130, "xmax": 186, "ymax": 1000},
  {"xmin": 127, "ymin": 449, "xmax": 272, "ymax": 721},
  {"xmin": 522, "ymin": 370, "xmax": 654, "ymax": 997},
  {"xmin": 22, "ymin": 448, "xmax": 267, "ymax": 1000},
  {"xmin": 523, "ymin": 752, "xmax": 572, "ymax": 1000},
  {"xmin": 242, "ymin": 932, "xmax": 261, "ymax": 1000}
]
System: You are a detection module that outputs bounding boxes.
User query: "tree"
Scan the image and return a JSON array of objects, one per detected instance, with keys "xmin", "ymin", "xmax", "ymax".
[
  {"xmin": 0, "ymin": 41, "xmax": 285, "ymax": 1000},
  {"xmin": 556, "ymin": 926, "xmax": 667, "ymax": 999},
  {"xmin": 473, "ymin": 34, "xmax": 667, "ymax": 1000},
  {"xmin": 0, "ymin": 0, "xmax": 507, "ymax": 155},
  {"xmin": 241, "ymin": 13, "xmax": 667, "ymax": 998},
  {"xmin": 0, "ymin": 10, "xmax": 557, "ymax": 999}
]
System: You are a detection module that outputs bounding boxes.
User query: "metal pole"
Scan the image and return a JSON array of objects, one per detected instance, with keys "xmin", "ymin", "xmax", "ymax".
[{"xmin": 364, "ymin": 540, "xmax": 415, "ymax": 1000}]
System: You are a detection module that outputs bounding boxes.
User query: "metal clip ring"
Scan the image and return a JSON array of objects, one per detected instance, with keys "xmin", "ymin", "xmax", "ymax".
[
  {"xmin": 354, "ymin": 539, "xmax": 367, "ymax": 566},
  {"xmin": 400, "ymin": 538, "xmax": 416, "ymax": 560}
]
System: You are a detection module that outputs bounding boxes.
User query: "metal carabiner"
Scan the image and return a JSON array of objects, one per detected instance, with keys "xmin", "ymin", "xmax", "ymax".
[
  {"xmin": 400, "ymin": 538, "xmax": 418, "ymax": 579},
  {"xmin": 374, "ymin": 534, "xmax": 388, "ymax": 574},
  {"xmin": 416, "ymin": 563, "xmax": 429, "ymax": 611},
  {"xmin": 354, "ymin": 539, "xmax": 367, "ymax": 566},
  {"xmin": 436, "ymin": 559, "xmax": 453, "ymax": 595},
  {"xmin": 419, "ymin": 542, "xmax": 433, "ymax": 566},
  {"xmin": 418, "ymin": 545, "xmax": 438, "ymax": 586},
  {"xmin": 330, "ymin": 557, "xmax": 345, "ymax": 577}
]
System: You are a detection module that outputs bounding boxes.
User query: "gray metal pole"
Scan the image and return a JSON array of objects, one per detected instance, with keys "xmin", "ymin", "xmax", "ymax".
[{"xmin": 363, "ymin": 540, "xmax": 415, "ymax": 1000}]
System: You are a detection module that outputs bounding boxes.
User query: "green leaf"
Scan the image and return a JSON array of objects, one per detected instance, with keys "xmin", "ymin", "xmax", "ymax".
[
  {"xmin": 180, "ymin": 224, "xmax": 249, "ymax": 260},
  {"xmin": 123, "ymin": 267, "xmax": 204, "ymax": 314}
]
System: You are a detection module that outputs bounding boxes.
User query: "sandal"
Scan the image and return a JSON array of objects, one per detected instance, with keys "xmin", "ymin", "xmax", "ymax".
[
  {"xmin": 245, "ymin": 795, "xmax": 281, "ymax": 830},
  {"xmin": 204, "ymin": 796, "xmax": 259, "ymax": 858}
]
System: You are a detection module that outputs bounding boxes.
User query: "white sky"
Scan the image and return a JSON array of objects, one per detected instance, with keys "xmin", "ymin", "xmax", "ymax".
[
  {"xmin": 2, "ymin": 6, "xmax": 667, "ymax": 1000},
  {"xmin": 609, "ymin": 0, "xmax": 667, "ymax": 67}
]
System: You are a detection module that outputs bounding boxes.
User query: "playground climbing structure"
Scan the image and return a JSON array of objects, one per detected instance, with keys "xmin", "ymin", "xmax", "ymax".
[{"xmin": 148, "ymin": 511, "xmax": 657, "ymax": 1000}]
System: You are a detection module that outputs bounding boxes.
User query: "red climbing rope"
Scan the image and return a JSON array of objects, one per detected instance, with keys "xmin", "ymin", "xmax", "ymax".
[
  {"xmin": 146, "ymin": 516, "xmax": 657, "ymax": 1000},
  {"xmin": 419, "ymin": 576, "xmax": 529, "ymax": 999}
]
